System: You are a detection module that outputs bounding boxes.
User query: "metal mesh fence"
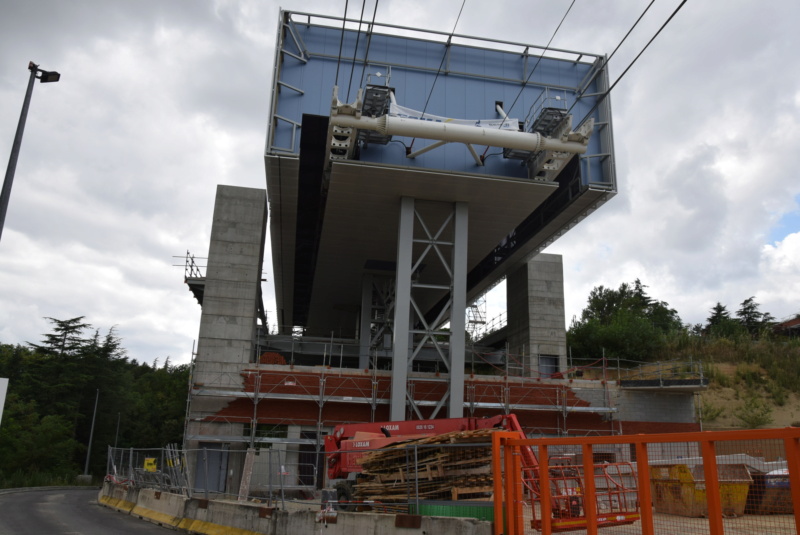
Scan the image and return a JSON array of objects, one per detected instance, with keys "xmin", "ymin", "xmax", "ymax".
[
  {"xmin": 105, "ymin": 444, "xmax": 319, "ymax": 508},
  {"xmin": 220, "ymin": 447, "xmax": 319, "ymax": 504},
  {"xmin": 106, "ymin": 427, "xmax": 800, "ymax": 533},
  {"xmin": 496, "ymin": 429, "xmax": 800, "ymax": 535},
  {"xmin": 105, "ymin": 437, "xmax": 499, "ymax": 515},
  {"xmin": 106, "ymin": 444, "xmax": 188, "ymax": 493}
]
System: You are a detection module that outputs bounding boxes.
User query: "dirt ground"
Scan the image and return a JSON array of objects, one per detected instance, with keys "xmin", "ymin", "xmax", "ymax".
[
  {"xmin": 593, "ymin": 513, "xmax": 797, "ymax": 534},
  {"xmin": 519, "ymin": 505, "xmax": 798, "ymax": 535},
  {"xmin": 699, "ymin": 363, "xmax": 799, "ymax": 431}
]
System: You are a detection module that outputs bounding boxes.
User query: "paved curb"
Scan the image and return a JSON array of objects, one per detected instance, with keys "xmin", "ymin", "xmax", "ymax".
[{"xmin": 0, "ymin": 485, "xmax": 100, "ymax": 496}]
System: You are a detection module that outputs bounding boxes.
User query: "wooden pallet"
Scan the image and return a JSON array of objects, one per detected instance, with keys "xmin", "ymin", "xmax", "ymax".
[{"xmin": 353, "ymin": 428, "xmax": 499, "ymax": 503}]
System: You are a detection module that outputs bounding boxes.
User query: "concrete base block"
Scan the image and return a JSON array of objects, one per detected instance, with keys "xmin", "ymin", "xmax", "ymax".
[
  {"xmin": 97, "ymin": 484, "xmax": 493, "ymax": 535},
  {"xmin": 97, "ymin": 481, "xmax": 139, "ymax": 513},
  {"xmin": 130, "ymin": 488, "xmax": 187, "ymax": 528},
  {"xmin": 181, "ymin": 498, "xmax": 275, "ymax": 533}
]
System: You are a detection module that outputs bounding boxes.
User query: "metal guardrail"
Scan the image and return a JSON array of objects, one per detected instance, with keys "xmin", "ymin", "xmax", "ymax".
[{"xmin": 183, "ymin": 250, "xmax": 205, "ymax": 280}]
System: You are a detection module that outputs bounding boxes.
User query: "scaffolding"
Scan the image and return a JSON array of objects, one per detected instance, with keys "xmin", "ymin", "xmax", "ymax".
[{"xmin": 187, "ymin": 346, "xmax": 706, "ymax": 448}]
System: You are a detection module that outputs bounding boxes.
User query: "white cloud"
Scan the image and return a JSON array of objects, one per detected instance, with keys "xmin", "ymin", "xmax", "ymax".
[
  {"xmin": 758, "ymin": 232, "xmax": 800, "ymax": 321},
  {"xmin": 1, "ymin": 0, "xmax": 799, "ymax": 365}
]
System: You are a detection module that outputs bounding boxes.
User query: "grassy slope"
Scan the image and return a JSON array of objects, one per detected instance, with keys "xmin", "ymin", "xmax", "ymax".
[{"xmin": 698, "ymin": 360, "xmax": 800, "ymax": 430}]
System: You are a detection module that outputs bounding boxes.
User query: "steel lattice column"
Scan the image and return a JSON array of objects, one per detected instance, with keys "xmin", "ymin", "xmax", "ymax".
[
  {"xmin": 390, "ymin": 197, "xmax": 468, "ymax": 421},
  {"xmin": 359, "ymin": 273, "xmax": 396, "ymax": 370}
]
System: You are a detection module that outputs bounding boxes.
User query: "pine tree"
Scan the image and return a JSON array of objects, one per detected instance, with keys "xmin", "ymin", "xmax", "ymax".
[
  {"xmin": 736, "ymin": 297, "xmax": 774, "ymax": 337},
  {"xmin": 28, "ymin": 317, "xmax": 90, "ymax": 358}
]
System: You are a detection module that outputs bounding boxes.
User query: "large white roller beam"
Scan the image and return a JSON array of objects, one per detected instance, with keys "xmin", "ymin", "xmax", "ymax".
[{"xmin": 329, "ymin": 113, "xmax": 593, "ymax": 155}]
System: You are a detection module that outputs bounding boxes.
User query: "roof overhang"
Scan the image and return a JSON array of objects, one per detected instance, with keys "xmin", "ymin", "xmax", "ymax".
[
  {"xmin": 306, "ymin": 160, "xmax": 559, "ymax": 335},
  {"xmin": 266, "ymin": 150, "xmax": 615, "ymax": 337}
]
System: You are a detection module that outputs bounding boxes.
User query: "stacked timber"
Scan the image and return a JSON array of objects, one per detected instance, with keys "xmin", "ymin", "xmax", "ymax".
[{"xmin": 353, "ymin": 428, "xmax": 497, "ymax": 506}]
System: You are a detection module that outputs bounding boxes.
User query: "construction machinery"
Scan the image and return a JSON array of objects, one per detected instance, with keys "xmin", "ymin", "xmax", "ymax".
[{"xmin": 323, "ymin": 414, "xmax": 641, "ymax": 532}]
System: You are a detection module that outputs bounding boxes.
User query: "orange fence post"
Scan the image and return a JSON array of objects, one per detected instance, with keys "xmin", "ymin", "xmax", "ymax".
[
  {"xmin": 581, "ymin": 443, "xmax": 599, "ymax": 535},
  {"xmin": 491, "ymin": 432, "xmax": 501, "ymax": 535},
  {"xmin": 504, "ymin": 439, "xmax": 518, "ymax": 535},
  {"xmin": 492, "ymin": 432, "xmax": 508, "ymax": 535},
  {"xmin": 783, "ymin": 435, "xmax": 800, "ymax": 534},
  {"xmin": 538, "ymin": 444, "xmax": 552, "ymax": 535},
  {"xmin": 634, "ymin": 441, "xmax": 655, "ymax": 535},
  {"xmin": 512, "ymin": 446, "xmax": 524, "ymax": 535},
  {"xmin": 700, "ymin": 439, "xmax": 724, "ymax": 535}
]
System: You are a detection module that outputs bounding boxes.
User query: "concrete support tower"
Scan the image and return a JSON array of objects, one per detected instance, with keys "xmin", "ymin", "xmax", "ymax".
[
  {"xmin": 506, "ymin": 254, "xmax": 568, "ymax": 377},
  {"xmin": 186, "ymin": 185, "xmax": 267, "ymax": 489}
]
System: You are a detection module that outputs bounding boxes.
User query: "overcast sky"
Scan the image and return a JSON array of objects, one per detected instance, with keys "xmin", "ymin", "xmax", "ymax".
[{"xmin": 1, "ymin": 0, "xmax": 798, "ymax": 365}]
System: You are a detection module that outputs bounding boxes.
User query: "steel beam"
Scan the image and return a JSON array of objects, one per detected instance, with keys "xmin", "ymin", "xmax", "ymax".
[
  {"xmin": 448, "ymin": 202, "xmax": 468, "ymax": 417},
  {"xmin": 390, "ymin": 196, "xmax": 414, "ymax": 420},
  {"xmin": 359, "ymin": 274, "xmax": 372, "ymax": 369}
]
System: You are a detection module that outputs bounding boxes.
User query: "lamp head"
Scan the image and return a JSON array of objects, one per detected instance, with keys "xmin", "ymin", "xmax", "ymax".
[
  {"xmin": 38, "ymin": 70, "xmax": 61, "ymax": 83},
  {"xmin": 28, "ymin": 61, "xmax": 60, "ymax": 83}
]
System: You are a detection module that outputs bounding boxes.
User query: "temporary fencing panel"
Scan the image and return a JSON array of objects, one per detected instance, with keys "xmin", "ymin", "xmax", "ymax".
[
  {"xmin": 492, "ymin": 428, "xmax": 800, "ymax": 535},
  {"xmin": 107, "ymin": 428, "xmax": 800, "ymax": 534}
]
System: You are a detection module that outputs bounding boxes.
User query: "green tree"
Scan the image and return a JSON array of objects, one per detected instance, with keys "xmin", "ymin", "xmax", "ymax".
[
  {"xmin": 0, "ymin": 395, "xmax": 80, "ymax": 476},
  {"xmin": 706, "ymin": 302, "xmax": 730, "ymax": 326},
  {"xmin": 705, "ymin": 302, "xmax": 744, "ymax": 338},
  {"xmin": 0, "ymin": 344, "xmax": 30, "ymax": 384},
  {"xmin": 568, "ymin": 279, "xmax": 683, "ymax": 363},
  {"xmin": 736, "ymin": 297, "xmax": 774, "ymax": 338},
  {"xmin": 28, "ymin": 317, "xmax": 90, "ymax": 358},
  {"xmin": 123, "ymin": 359, "xmax": 189, "ymax": 448},
  {"xmin": 0, "ymin": 317, "xmax": 191, "ymax": 484},
  {"xmin": 581, "ymin": 279, "xmax": 682, "ymax": 332}
]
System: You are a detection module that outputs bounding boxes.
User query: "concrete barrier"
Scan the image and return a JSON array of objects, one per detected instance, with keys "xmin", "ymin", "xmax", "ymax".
[
  {"xmin": 97, "ymin": 483, "xmax": 492, "ymax": 535},
  {"xmin": 275, "ymin": 509, "xmax": 492, "ymax": 535},
  {"xmin": 179, "ymin": 499, "xmax": 275, "ymax": 535},
  {"xmin": 130, "ymin": 488, "xmax": 187, "ymax": 528},
  {"xmin": 421, "ymin": 515, "xmax": 491, "ymax": 535},
  {"xmin": 97, "ymin": 481, "xmax": 139, "ymax": 513}
]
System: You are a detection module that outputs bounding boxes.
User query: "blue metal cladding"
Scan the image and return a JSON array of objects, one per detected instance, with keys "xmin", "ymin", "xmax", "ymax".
[{"xmin": 269, "ymin": 12, "xmax": 614, "ymax": 188}]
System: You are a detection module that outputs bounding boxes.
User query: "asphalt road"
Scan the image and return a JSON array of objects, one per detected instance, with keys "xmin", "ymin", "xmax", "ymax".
[{"xmin": 0, "ymin": 488, "xmax": 172, "ymax": 534}]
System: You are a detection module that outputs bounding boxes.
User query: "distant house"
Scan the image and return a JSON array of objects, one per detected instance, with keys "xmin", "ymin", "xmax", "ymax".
[{"xmin": 773, "ymin": 316, "xmax": 800, "ymax": 337}]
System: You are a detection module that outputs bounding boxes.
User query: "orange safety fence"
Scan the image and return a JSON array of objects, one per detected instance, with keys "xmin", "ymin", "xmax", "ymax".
[{"xmin": 492, "ymin": 428, "xmax": 800, "ymax": 535}]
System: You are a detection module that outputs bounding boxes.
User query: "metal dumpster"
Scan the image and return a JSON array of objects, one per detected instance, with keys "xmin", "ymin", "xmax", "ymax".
[
  {"xmin": 650, "ymin": 464, "xmax": 751, "ymax": 517},
  {"xmin": 748, "ymin": 468, "xmax": 793, "ymax": 514}
]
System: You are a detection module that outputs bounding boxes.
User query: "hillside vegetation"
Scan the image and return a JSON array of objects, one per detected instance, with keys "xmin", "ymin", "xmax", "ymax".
[
  {"xmin": 567, "ymin": 279, "xmax": 800, "ymax": 429},
  {"xmin": 0, "ymin": 317, "xmax": 188, "ymax": 488}
]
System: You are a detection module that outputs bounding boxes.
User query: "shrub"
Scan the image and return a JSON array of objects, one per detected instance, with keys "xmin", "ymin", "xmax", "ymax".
[
  {"xmin": 699, "ymin": 400, "xmax": 724, "ymax": 422},
  {"xmin": 768, "ymin": 383, "xmax": 788, "ymax": 406},
  {"xmin": 734, "ymin": 363, "xmax": 765, "ymax": 389},
  {"xmin": 702, "ymin": 363, "xmax": 731, "ymax": 388},
  {"xmin": 734, "ymin": 396, "xmax": 774, "ymax": 429}
]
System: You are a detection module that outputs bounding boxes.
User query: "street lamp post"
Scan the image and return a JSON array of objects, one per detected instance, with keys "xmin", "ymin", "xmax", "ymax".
[
  {"xmin": 83, "ymin": 388, "xmax": 100, "ymax": 476},
  {"xmin": 0, "ymin": 61, "xmax": 60, "ymax": 243}
]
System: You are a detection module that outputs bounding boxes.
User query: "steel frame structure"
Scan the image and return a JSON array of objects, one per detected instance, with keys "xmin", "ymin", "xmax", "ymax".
[{"xmin": 390, "ymin": 198, "xmax": 468, "ymax": 420}]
